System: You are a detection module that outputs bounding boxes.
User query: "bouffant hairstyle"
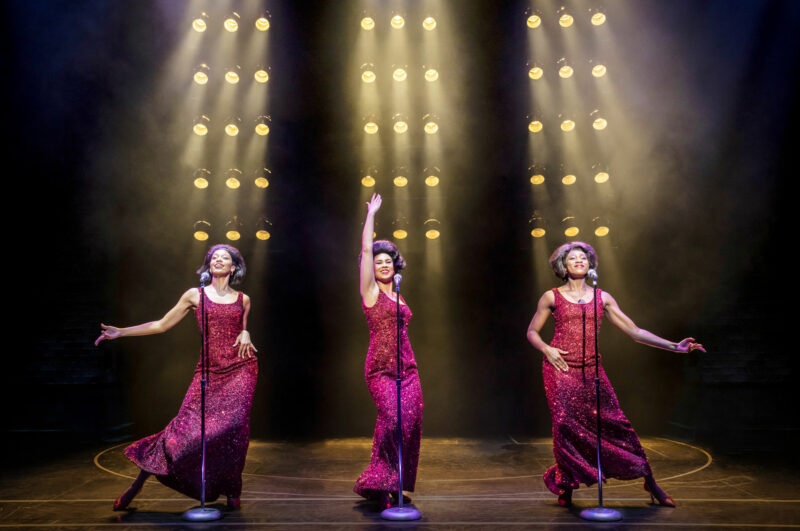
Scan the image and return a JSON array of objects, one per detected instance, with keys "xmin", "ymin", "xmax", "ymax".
[
  {"xmin": 196, "ymin": 244, "xmax": 247, "ymax": 286},
  {"xmin": 369, "ymin": 240, "xmax": 407, "ymax": 274},
  {"xmin": 549, "ymin": 241, "xmax": 598, "ymax": 281}
]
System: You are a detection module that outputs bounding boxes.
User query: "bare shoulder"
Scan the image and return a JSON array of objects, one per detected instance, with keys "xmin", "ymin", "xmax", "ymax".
[
  {"xmin": 540, "ymin": 289, "xmax": 556, "ymax": 307},
  {"xmin": 242, "ymin": 292, "xmax": 251, "ymax": 306},
  {"xmin": 181, "ymin": 287, "xmax": 200, "ymax": 307},
  {"xmin": 600, "ymin": 290, "xmax": 616, "ymax": 306}
]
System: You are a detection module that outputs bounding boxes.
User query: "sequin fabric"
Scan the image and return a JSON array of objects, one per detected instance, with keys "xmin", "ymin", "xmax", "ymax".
[
  {"xmin": 354, "ymin": 291, "xmax": 423, "ymax": 499},
  {"xmin": 542, "ymin": 288, "xmax": 651, "ymax": 495},
  {"xmin": 123, "ymin": 289, "xmax": 258, "ymax": 501}
]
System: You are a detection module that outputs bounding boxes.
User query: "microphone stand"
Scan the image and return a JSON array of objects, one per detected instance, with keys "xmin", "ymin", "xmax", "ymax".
[
  {"xmin": 580, "ymin": 272, "xmax": 622, "ymax": 522},
  {"xmin": 183, "ymin": 276, "xmax": 222, "ymax": 521},
  {"xmin": 381, "ymin": 275, "xmax": 421, "ymax": 521}
]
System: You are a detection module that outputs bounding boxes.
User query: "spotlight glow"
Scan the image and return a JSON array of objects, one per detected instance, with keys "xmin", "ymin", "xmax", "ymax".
[
  {"xmin": 531, "ymin": 228, "xmax": 546, "ymax": 238},
  {"xmin": 393, "ymin": 176, "xmax": 408, "ymax": 187},
  {"xmin": 256, "ymin": 230, "xmax": 271, "ymax": 240},
  {"xmin": 193, "ymin": 64, "xmax": 210, "ymax": 85},
  {"xmin": 426, "ymin": 229, "xmax": 440, "ymax": 239},
  {"xmin": 394, "ymin": 120, "xmax": 408, "ymax": 133},
  {"xmin": 529, "ymin": 66, "xmax": 543, "ymax": 80},
  {"xmin": 194, "ymin": 169, "xmax": 210, "ymax": 189},
  {"xmin": 564, "ymin": 226, "xmax": 579, "ymax": 237},
  {"xmin": 561, "ymin": 120, "xmax": 575, "ymax": 131},
  {"xmin": 225, "ymin": 123, "xmax": 239, "ymax": 136},
  {"xmin": 559, "ymin": 65, "xmax": 574, "ymax": 78},
  {"xmin": 255, "ymin": 177, "xmax": 269, "ymax": 188},
  {"xmin": 424, "ymin": 121, "xmax": 439, "ymax": 134},
  {"xmin": 226, "ymin": 170, "xmax": 242, "ymax": 189},
  {"xmin": 361, "ymin": 175, "xmax": 376, "ymax": 187},
  {"xmin": 361, "ymin": 17, "xmax": 375, "ymax": 30},
  {"xmin": 591, "ymin": 12, "xmax": 607, "ymax": 26},
  {"xmin": 254, "ymin": 69, "xmax": 269, "ymax": 83},
  {"xmin": 562, "ymin": 174, "xmax": 577, "ymax": 185},
  {"xmin": 224, "ymin": 14, "xmax": 239, "ymax": 32},
  {"xmin": 193, "ymin": 116, "xmax": 210, "ymax": 136},
  {"xmin": 559, "ymin": 14, "xmax": 574, "ymax": 27},
  {"xmin": 393, "ymin": 68, "xmax": 407, "ymax": 81},
  {"xmin": 425, "ymin": 175, "xmax": 439, "ymax": 187},
  {"xmin": 255, "ymin": 17, "xmax": 270, "ymax": 31},
  {"xmin": 226, "ymin": 230, "xmax": 241, "ymax": 240},
  {"xmin": 225, "ymin": 70, "xmax": 240, "ymax": 84},
  {"xmin": 527, "ymin": 15, "xmax": 541, "ymax": 28},
  {"xmin": 362, "ymin": 70, "xmax": 376, "ymax": 83},
  {"xmin": 592, "ymin": 64, "xmax": 607, "ymax": 77},
  {"xmin": 593, "ymin": 117, "xmax": 608, "ymax": 130},
  {"xmin": 425, "ymin": 68, "xmax": 439, "ymax": 82},
  {"xmin": 422, "ymin": 17, "xmax": 437, "ymax": 30},
  {"xmin": 393, "ymin": 229, "xmax": 408, "ymax": 239},
  {"xmin": 529, "ymin": 120, "xmax": 543, "ymax": 133},
  {"xmin": 530, "ymin": 174, "xmax": 545, "ymax": 185},
  {"xmin": 364, "ymin": 121, "xmax": 379, "ymax": 134},
  {"xmin": 594, "ymin": 171, "xmax": 610, "ymax": 183},
  {"xmin": 391, "ymin": 15, "xmax": 405, "ymax": 29},
  {"xmin": 255, "ymin": 123, "xmax": 270, "ymax": 135},
  {"xmin": 595, "ymin": 226, "xmax": 610, "ymax": 236},
  {"xmin": 194, "ymin": 231, "xmax": 209, "ymax": 240},
  {"xmin": 192, "ymin": 14, "xmax": 208, "ymax": 32}
]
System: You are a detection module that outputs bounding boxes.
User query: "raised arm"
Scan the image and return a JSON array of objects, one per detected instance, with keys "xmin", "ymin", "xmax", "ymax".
[
  {"xmin": 360, "ymin": 193, "xmax": 382, "ymax": 306},
  {"xmin": 95, "ymin": 288, "xmax": 199, "ymax": 345},
  {"xmin": 602, "ymin": 291, "xmax": 705, "ymax": 353},
  {"xmin": 233, "ymin": 293, "xmax": 257, "ymax": 359},
  {"xmin": 527, "ymin": 290, "xmax": 570, "ymax": 372}
]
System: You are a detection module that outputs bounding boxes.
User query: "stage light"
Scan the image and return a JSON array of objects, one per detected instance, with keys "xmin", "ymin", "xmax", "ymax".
[
  {"xmin": 254, "ymin": 65, "xmax": 270, "ymax": 83},
  {"xmin": 561, "ymin": 216, "xmax": 579, "ymax": 237},
  {"xmin": 591, "ymin": 62, "xmax": 607, "ymax": 78},
  {"xmin": 393, "ymin": 66, "xmax": 408, "ymax": 81},
  {"xmin": 557, "ymin": 7, "xmax": 574, "ymax": 27},
  {"xmin": 529, "ymin": 211, "xmax": 548, "ymax": 238},
  {"xmin": 225, "ymin": 116, "xmax": 242, "ymax": 136},
  {"xmin": 254, "ymin": 115, "xmax": 271, "ymax": 136},
  {"xmin": 528, "ymin": 62, "xmax": 544, "ymax": 80},
  {"xmin": 424, "ymin": 166, "xmax": 440, "ymax": 187},
  {"xmin": 224, "ymin": 12, "xmax": 240, "ymax": 32},
  {"xmin": 193, "ymin": 115, "xmax": 210, "ymax": 136},
  {"xmin": 192, "ymin": 13, "xmax": 209, "ymax": 32},
  {"xmin": 423, "ymin": 113, "xmax": 439, "ymax": 135},
  {"xmin": 225, "ymin": 65, "xmax": 242, "ymax": 84},
  {"xmin": 422, "ymin": 17, "xmax": 437, "ymax": 30},
  {"xmin": 529, "ymin": 164, "xmax": 545, "ymax": 185},
  {"xmin": 392, "ymin": 216, "xmax": 409, "ymax": 239},
  {"xmin": 562, "ymin": 174, "xmax": 577, "ymax": 185},
  {"xmin": 363, "ymin": 116, "xmax": 379, "ymax": 134},
  {"xmin": 590, "ymin": 109, "xmax": 607, "ymax": 130},
  {"xmin": 361, "ymin": 63, "xmax": 376, "ymax": 83},
  {"xmin": 361, "ymin": 167, "xmax": 377, "ymax": 187},
  {"xmin": 193, "ymin": 63, "xmax": 210, "ymax": 85},
  {"xmin": 256, "ymin": 217, "xmax": 272, "ymax": 240},
  {"xmin": 561, "ymin": 120, "xmax": 576, "ymax": 132},
  {"xmin": 193, "ymin": 168, "xmax": 211, "ymax": 189},
  {"xmin": 254, "ymin": 168, "xmax": 271, "ymax": 188},
  {"xmin": 590, "ymin": 8, "xmax": 607, "ymax": 26},
  {"xmin": 393, "ymin": 114, "xmax": 408, "ymax": 134},
  {"xmin": 592, "ymin": 163, "xmax": 610, "ymax": 183},
  {"xmin": 225, "ymin": 168, "xmax": 242, "ymax": 189},
  {"xmin": 393, "ymin": 167, "xmax": 408, "ymax": 187},
  {"xmin": 255, "ymin": 11, "xmax": 271, "ymax": 31},
  {"xmin": 225, "ymin": 216, "xmax": 243, "ymax": 241},
  {"xmin": 424, "ymin": 219, "xmax": 441, "ymax": 239},
  {"xmin": 525, "ymin": 8, "xmax": 543, "ymax": 28},
  {"xmin": 391, "ymin": 14, "xmax": 405, "ymax": 29},
  {"xmin": 557, "ymin": 58, "xmax": 574, "ymax": 78},
  {"xmin": 424, "ymin": 65, "xmax": 439, "ymax": 82},
  {"xmin": 194, "ymin": 220, "xmax": 211, "ymax": 241},
  {"xmin": 528, "ymin": 120, "xmax": 543, "ymax": 133},
  {"xmin": 361, "ymin": 16, "xmax": 375, "ymax": 30},
  {"xmin": 592, "ymin": 216, "xmax": 610, "ymax": 237}
]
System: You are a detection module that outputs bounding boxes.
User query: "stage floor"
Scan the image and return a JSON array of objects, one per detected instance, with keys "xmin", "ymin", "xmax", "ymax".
[{"xmin": 1, "ymin": 437, "xmax": 798, "ymax": 529}]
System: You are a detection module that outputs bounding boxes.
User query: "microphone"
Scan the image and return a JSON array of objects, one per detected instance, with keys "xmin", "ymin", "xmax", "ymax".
[
  {"xmin": 200, "ymin": 272, "xmax": 211, "ymax": 285},
  {"xmin": 586, "ymin": 269, "xmax": 598, "ymax": 283},
  {"xmin": 393, "ymin": 273, "xmax": 402, "ymax": 291}
]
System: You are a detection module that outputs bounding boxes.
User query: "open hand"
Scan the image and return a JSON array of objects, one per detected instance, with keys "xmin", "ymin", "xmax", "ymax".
[
  {"xmin": 233, "ymin": 331, "xmax": 258, "ymax": 359},
  {"xmin": 95, "ymin": 324, "xmax": 121, "ymax": 346},
  {"xmin": 366, "ymin": 193, "xmax": 382, "ymax": 215},
  {"xmin": 543, "ymin": 346, "xmax": 570, "ymax": 372}
]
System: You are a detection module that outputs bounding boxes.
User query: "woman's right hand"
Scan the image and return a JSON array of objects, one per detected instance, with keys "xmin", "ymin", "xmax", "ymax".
[
  {"xmin": 543, "ymin": 346, "xmax": 570, "ymax": 372},
  {"xmin": 366, "ymin": 193, "xmax": 382, "ymax": 215},
  {"xmin": 95, "ymin": 323, "xmax": 121, "ymax": 345}
]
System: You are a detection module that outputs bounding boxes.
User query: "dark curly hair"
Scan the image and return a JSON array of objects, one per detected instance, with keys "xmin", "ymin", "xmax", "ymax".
[
  {"xmin": 196, "ymin": 244, "xmax": 247, "ymax": 286},
  {"xmin": 360, "ymin": 239, "xmax": 407, "ymax": 274},
  {"xmin": 549, "ymin": 241, "xmax": 598, "ymax": 281}
]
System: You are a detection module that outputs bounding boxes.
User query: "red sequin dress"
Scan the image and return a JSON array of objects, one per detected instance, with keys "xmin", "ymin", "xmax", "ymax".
[
  {"xmin": 542, "ymin": 288, "xmax": 652, "ymax": 495},
  {"xmin": 354, "ymin": 291, "xmax": 423, "ymax": 499},
  {"xmin": 124, "ymin": 289, "xmax": 258, "ymax": 501}
]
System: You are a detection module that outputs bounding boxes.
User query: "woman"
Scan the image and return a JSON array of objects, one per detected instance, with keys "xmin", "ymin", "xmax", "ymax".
[
  {"xmin": 354, "ymin": 193, "xmax": 424, "ymax": 508},
  {"xmin": 95, "ymin": 244, "xmax": 258, "ymax": 511},
  {"xmin": 526, "ymin": 241, "xmax": 704, "ymax": 508}
]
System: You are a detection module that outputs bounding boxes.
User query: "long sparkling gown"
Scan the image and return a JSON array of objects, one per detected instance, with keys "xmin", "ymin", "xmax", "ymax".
[
  {"xmin": 542, "ymin": 288, "xmax": 652, "ymax": 495},
  {"xmin": 354, "ymin": 291, "xmax": 424, "ymax": 499},
  {"xmin": 124, "ymin": 289, "xmax": 258, "ymax": 501}
]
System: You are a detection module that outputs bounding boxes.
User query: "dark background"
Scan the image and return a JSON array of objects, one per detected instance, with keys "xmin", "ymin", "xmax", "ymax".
[{"xmin": 3, "ymin": 0, "xmax": 798, "ymax": 460}]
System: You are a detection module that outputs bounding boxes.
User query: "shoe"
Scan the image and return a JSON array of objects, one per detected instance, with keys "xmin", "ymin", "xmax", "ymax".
[
  {"xmin": 112, "ymin": 483, "xmax": 143, "ymax": 511},
  {"xmin": 557, "ymin": 488, "xmax": 573, "ymax": 508},
  {"xmin": 226, "ymin": 496, "xmax": 241, "ymax": 510},
  {"xmin": 378, "ymin": 491, "xmax": 391, "ymax": 510},
  {"xmin": 644, "ymin": 476, "xmax": 675, "ymax": 507}
]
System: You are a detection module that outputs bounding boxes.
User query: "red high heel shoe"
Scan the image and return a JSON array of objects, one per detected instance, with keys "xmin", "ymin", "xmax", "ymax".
[
  {"xmin": 113, "ymin": 483, "xmax": 143, "ymax": 511},
  {"xmin": 226, "ymin": 496, "xmax": 241, "ymax": 510},
  {"xmin": 643, "ymin": 476, "xmax": 675, "ymax": 507},
  {"xmin": 557, "ymin": 488, "xmax": 573, "ymax": 507},
  {"xmin": 378, "ymin": 491, "xmax": 391, "ymax": 510}
]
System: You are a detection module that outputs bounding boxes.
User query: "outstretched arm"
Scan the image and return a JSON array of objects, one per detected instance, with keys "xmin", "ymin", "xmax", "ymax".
[
  {"xmin": 360, "ymin": 193, "xmax": 381, "ymax": 306},
  {"xmin": 527, "ymin": 290, "xmax": 570, "ymax": 372},
  {"xmin": 602, "ymin": 291, "xmax": 705, "ymax": 353},
  {"xmin": 95, "ymin": 288, "xmax": 198, "ymax": 345}
]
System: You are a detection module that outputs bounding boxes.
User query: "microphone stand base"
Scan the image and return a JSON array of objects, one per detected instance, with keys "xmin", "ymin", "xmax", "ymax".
[
  {"xmin": 182, "ymin": 506, "xmax": 222, "ymax": 521},
  {"xmin": 381, "ymin": 506, "xmax": 421, "ymax": 521},
  {"xmin": 580, "ymin": 506, "xmax": 622, "ymax": 522}
]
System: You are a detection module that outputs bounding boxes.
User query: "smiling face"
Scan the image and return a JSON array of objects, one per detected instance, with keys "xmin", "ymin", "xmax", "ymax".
[
  {"xmin": 565, "ymin": 248, "xmax": 589, "ymax": 279},
  {"xmin": 210, "ymin": 249, "xmax": 235, "ymax": 278},
  {"xmin": 373, "ymin": 252, "xmax": 395, "ymax": 284}
]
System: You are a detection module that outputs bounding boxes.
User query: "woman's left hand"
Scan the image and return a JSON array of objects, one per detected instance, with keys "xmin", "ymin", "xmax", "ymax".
[
  {"xmin": 233, "ymin": 331, "xmax": 258, "ymax": 359},
  {"xmin": 676, "ymin": 337, "xmax": 705, "ymax": 353}
]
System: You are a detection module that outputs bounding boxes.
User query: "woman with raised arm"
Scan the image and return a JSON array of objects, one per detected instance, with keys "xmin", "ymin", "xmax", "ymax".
[
  {"xmin": 95, "ymin": 244, "xmax": 258, "ymax": 511},
  {"xmin": 354, "ymin": 193, "xmax": 423, "ymax": 509},
  {"xmin": 526, "ymin": 241, "xmax": 704, "ymax": 508}
]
